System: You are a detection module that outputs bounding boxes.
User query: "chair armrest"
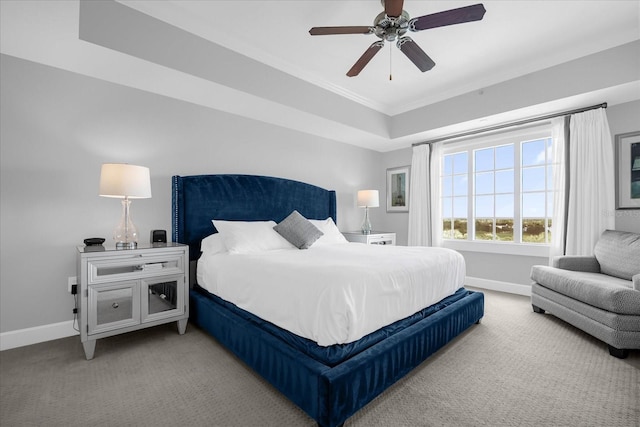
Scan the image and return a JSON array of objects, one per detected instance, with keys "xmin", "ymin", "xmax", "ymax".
[
  {"xmin": 552, "ymin": 255, "xmax": 600, "ymax": 272},
  {"xmin": 633, "ymin": 274, "xmax": 640, "ymax": 291}
]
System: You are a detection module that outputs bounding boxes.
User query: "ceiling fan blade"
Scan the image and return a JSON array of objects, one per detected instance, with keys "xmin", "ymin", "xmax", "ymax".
[
  {"xmin": 384, "ymin": 0, "xmax": 404, "ymax": 18},
  {"xmin": 397, "ymin": 37, "xmax": 435, "ymax": 72},
  {"xmin": 409, "ymin": 3, "xmax": 486, "ymax": 32},
  {"xmin": 347, "ymin": 41, "xmax": 385, "ymax": 77},
  {"xmin": 309, "ymin": 26, "xmax": 373, "ymax": 36}
]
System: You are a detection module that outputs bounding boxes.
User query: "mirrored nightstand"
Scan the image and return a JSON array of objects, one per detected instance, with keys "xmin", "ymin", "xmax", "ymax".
[{"xmin": 76, "ymin": 243, "xmax": 189, "ymax": 359}]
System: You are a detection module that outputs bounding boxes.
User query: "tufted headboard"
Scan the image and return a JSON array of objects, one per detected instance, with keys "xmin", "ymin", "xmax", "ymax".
[{"xmin": 172, "ymin": 174, "xmax": 337, "ymax": 260}]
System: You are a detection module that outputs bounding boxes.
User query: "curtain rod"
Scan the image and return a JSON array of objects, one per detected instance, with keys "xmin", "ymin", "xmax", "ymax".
[{"xmin": 412, "ymin": 102, "xmax": 607, "ymax": 147}]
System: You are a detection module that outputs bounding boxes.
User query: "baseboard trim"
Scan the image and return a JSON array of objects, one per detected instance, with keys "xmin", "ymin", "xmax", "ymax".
[
  {"xmin": 465, "ymin": 276, "xmax": 531, "ymax": 296},
  {"xmin": 0, "ymin": 320, "xmax": 79, "ymax": 351}
]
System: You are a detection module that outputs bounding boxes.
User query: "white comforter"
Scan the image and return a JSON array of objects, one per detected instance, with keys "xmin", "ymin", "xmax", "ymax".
[{"xmin": 197, "ymin": 244, "xmax": 465, "ymax": 346}]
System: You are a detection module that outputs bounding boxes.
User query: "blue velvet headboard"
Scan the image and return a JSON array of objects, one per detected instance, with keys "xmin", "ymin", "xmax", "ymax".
[{"xmin": 172, "ymin": 174, "xmax": 337, "ymax": 260}]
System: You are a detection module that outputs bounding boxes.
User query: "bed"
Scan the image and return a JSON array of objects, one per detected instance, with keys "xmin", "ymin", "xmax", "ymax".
[{"xmin": 172, "ymin": 174, "xmax": 484, "ymax": 427}]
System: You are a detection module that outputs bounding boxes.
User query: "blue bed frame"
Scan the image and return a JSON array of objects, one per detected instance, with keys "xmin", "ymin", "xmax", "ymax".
[{"xmin": 172, "ymin": 174, "xmax": 484, "ymax": 427}]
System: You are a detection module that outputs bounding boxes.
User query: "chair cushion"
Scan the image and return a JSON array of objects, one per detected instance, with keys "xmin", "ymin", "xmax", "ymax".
[
  {"xmin": 531, "ymin": 265, "xmax": 640, "ymax": 315},
  {"xmin": 594, "ymin": 230, "xmax": 640, "ymax": 280}
]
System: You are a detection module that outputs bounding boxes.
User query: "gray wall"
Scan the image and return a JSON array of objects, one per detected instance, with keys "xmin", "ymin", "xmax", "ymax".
[
  {"xmin": 379, "ymin": 100, "xmax": 640, "ymax": 285},
  {"xmin": 607, "ymin": 100, "xmax": 640, "ymax": 232},
  {"xmin": 1, "ymin": 52, "xmax": 638, "ymax": 335},
  {"xmin": 0, "ymin": 55, "xmax": 383, "ymax": 333}
]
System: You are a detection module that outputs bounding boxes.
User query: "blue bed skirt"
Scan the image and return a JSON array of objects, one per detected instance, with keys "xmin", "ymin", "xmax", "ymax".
[{"xmin": 190, "ymin": 286, "xmax": 484, "ymax": 427}]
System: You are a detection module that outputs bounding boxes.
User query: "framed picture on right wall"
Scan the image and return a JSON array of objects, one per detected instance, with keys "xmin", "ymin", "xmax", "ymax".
[{"xmin": 615, "ymin": 130, "xmax": 640, "ymax": 209}]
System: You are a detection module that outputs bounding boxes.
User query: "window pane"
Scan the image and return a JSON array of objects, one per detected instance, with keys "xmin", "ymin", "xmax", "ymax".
[
  {"xmin": 475, "ymin": 195, "xmax": 494, "ymax": 217},
  {"xmin": 522, "ymin": 166, "xmax": 545, "ymax": 191},
  {"xmin": 496, "ymin": 144, "xmax": 514, "ymax": 169},
  {"xmin": 475, "ymin": 219, "xmax": 493, "ymax": 240},
  {"xmin": 547, "ymin": 165, "xmax": 554, "ymax": 190},
  {"xmin": 442, "ymin": 176, "xmax": 452, "ymax": 197},
  {"xmin": 547, "ymin": 192, "xmax": 554, "ymax": 217},
  {"xmin": 453, "ymin": 175, "xmax": 468, "ymax": 196},
  {"xmin": 453, "ymin": 219, "xmax": 468, "ymax": 240},
  {"xmin": 522, "ymin": 219, "xmax": 546, "ymax": 243},
  {"xmin": 496, "ymin": 194, "xmax": 514, "ymax": 217},
  {"xmin": 495, "ymin": 170, "xmax": 514, "ymax": 193},
  {"xmin": 453, "ymin": 197, "xmax": 467, "ymax": 217},
  {"xmin": 443, "ymin": 155, "xmax": 453, "ymax": 175},
  {"xmin": 522, "ymin": 192, "xmax": 545, "ymax": 217},
  {"xmin": 442, "ymin": 197, "xmax": 452, "ymax": 217},
  {"xmin": 496, "ymin": 219, "xmax": 514, "ymax": 241},
  {"xmin": 522, "ymin": 139, "xmax": 546, "ymax": 166},
  {"xmin": 475, "ymin": 148, "xmax": 494, "ymax": 172},
  {"xmin": 453, "ymin": 152, "xmax": 468, "ymax": 175},
  {"xmin": 442, "ymin": 219, "xmax": 453, "ymax": 239},
  {"xmin": 475, "ymin": 172, "xmax": 493, "ymax": 195}
]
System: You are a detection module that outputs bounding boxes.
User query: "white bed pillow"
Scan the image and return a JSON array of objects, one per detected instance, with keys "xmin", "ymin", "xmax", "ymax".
[
  {"xmin": 213, "ymin": 220, "xmax": 295, "ymax": 254},
  {"xmin": 308, "ymin": 218, "xmax": 349, "ymax": 246},
  {"xmin": 201, "ymin": 232, "xmax": 226, "ymax": 255}
]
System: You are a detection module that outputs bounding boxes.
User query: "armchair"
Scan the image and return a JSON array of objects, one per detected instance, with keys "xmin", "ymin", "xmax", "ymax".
[{"xmin": 530, "ymin": 230, "xmax": 640, "ymax": 358}]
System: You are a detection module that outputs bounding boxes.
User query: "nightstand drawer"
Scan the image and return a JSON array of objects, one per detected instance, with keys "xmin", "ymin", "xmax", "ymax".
[
  {"xmin": 367, "ymin": 234, "xmax": 395, "ymax": 245},
  {"xmin": 88, "ymin": 252, "xmax": 184, "ymax": 284},
  {"xmin": 343, "ymin": 231, "xmax": 396, "ymax": 245},
  {"xmin": 88, "ymin": 281, "xmax": 141, "ymax": 335}
]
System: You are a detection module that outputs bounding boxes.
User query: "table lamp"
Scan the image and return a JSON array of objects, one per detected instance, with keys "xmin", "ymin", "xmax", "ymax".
[
  {"xmin": 99, "ymin": 163, "xmax": 152, "ymax": 249},
  {"xmin": 357, "ymin": 190, "xmax": 379, "ymax": 234}
]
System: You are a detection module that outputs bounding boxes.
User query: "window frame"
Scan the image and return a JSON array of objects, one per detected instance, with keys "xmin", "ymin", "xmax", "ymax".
[{"xmin": 439, "ymin": 125, "xmax": 553, "ymax": 257}]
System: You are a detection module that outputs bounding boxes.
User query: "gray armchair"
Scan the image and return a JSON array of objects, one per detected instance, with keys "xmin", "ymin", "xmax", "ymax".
[{"xmin": 530, "ymin": 230, "xmax": 640, "ymax": 358}]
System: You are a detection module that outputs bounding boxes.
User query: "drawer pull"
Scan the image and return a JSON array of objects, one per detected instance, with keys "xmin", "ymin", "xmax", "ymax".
[{"xmin": 112, "ymin": 302, "xmax": 119, "ymax": 309}]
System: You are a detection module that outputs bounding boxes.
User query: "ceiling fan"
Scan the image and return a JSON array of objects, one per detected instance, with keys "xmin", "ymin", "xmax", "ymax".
[{"xmin": 309, "ymin": 0, "xmax": 486, "ymax": 77}]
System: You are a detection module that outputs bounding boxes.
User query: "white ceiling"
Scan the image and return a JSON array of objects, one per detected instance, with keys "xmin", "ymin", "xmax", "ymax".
[
  {"xmin": 1, "ymin": 1, "xmax": 639, "ymax": 152},
  {"xmin": 122, "ymin": 0, "xmax": 640, "ymax": 115}
]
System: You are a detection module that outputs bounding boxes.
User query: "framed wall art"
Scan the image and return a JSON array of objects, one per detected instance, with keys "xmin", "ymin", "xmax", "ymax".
[
  {"xmin": 386, "ymin": 166, "xmax": 410, "ymax": 212},
  {"xmin": 615, "ymin": 131, "xmax": 640, "ymax": 209}
]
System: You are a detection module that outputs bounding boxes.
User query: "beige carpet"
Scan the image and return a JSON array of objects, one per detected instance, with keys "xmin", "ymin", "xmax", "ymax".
[{"xmin": 1, "ymin": 289, "xmax": 638, "ymax": 427}]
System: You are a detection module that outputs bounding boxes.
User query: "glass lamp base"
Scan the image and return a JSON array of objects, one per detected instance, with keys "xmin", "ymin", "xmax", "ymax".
[
  {"xmin": 113, "ymin": 198, "xmax": 139, "ymax": 250},
  {"xmin": 116, "ymin": 241, "xmax": 137, "ymax": 250},
  {"xmin": 361, "ymin": 207, "xmax": 372, "ymax": 235}
]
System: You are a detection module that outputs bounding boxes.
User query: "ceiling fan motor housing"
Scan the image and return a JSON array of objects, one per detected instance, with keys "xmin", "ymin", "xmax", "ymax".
[{"xmin": 373, "ymin": 10, "xmax": 410, "ymax": 41}]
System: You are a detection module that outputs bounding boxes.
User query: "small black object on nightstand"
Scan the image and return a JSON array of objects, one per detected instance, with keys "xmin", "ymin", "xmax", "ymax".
[
  {"xmin": 83, "ymin": 237, "xmax": 105, "ymax": 246},
  {"xmin": 151, "ymin": 230, "xmax": 167, "ymax": 243}
]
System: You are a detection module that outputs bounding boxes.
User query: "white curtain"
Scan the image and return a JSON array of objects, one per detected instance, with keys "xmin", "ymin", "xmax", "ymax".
[
  {"xmin": 408, "ymin": 144, "xmax": 431, "ymax": 246},
  {"xmin": 549, "ymin": 117, "xmax": 567, "ymax": 263},
  {"xmin": 430, "ymin": 142, "xmax": 443, "ymax": 247},
  {"xmin": 565, "ymin": 108, "xmax": 615, "ymax": 255}
]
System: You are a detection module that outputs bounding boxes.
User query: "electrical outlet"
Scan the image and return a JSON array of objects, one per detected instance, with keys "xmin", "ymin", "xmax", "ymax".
[{"xmin": 68, "ymin": 276, "xmax": 77, "ymax": 293}]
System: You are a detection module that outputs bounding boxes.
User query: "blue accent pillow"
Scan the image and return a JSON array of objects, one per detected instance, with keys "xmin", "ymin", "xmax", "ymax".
[{"xmin": 274, "ymin": 210, "xmax": 324, "ymax": 249}]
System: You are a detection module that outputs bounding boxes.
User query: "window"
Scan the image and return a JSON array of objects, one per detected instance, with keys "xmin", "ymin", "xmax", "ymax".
[{"xmin": 440, "ymin": 127, "xmax": 554, "ymax": 253}]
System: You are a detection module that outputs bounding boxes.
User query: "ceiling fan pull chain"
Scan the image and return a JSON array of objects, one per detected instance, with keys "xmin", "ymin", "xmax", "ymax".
[{"xmin": 389, "ymin": 42, "xmax": 393, "ymax": 81}]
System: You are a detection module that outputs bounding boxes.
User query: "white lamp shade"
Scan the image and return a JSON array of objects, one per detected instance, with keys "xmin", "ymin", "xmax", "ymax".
[
  {"xmin": 99, "ymin": 163, "xmax": 152, "ymax": 199},
  {"xmin": 357, "ymin": 190, "xmax": 379, "ymax": 207}
]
